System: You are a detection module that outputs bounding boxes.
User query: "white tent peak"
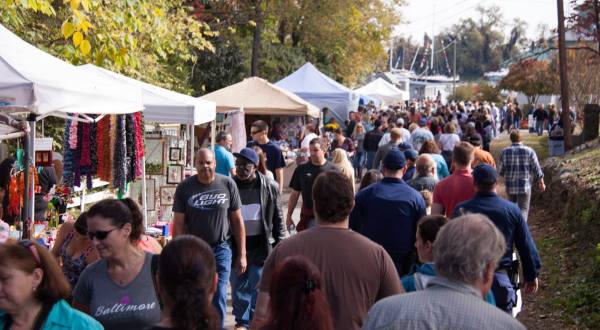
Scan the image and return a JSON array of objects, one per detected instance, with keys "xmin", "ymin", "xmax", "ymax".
[
  {"xmin": 276, "ymin": 62, "xmax": 353, "ymax": 95},
  {"xmin": 354, "ymin": 78, "xmax": 408, "ymax": 103},
  {"xmin": 79, "ymin": 64, "xmax": 215, "ymax": 125},
  {"xmin": 0, "ymin": 23, "xmax": 143, "ymax": 116},
  {"xmin": 200, "ymin": 76, "xmax": 319, "ymax": 118}
]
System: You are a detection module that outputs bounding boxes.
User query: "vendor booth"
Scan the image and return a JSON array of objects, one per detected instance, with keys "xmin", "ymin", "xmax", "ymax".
[
  {"xmin": 275, "ymin": 62, "xmax": 359, "ymax": 127},
  {"xmin": 354, "ymin": 77, "xmax": 409, "ymax": 106},
  {"xmin": 78, "ymin": 64, "xmax": 217, "ymax": 230},
  {"xmin": 200, "ymin": 76, "xmax": 319, "ymax": 152},
  {"xmin": 0, "ymin": 23, "xmax": 145, "ymax": 241}
]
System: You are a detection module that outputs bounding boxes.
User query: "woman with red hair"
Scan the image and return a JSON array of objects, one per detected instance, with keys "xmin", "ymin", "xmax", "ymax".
[{"xmin": 256, "ymin": 256, "xmax": 333, "ymax": 330}]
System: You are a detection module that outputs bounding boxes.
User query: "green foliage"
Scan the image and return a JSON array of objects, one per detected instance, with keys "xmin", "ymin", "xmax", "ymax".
[
  {"xmin": 498, "ymin": 59, "xmax": 558, "ymax": 105},
  {"xmin": 1, "ymin": 0, "xmax": 215, "ymax": 94},
  {"xmin": 450, "ymin": 82, "xmax": 501, "ymax": 103}
]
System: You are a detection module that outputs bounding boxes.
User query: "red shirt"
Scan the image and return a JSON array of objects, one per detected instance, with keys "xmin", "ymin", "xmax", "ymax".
[{"xmin": 432, "ymin": 169, "xmax": 475, "ymax": 217}]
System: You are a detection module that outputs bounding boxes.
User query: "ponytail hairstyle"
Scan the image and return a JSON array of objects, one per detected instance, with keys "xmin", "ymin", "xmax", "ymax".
[
  {"xmin": 258, "ymin": 256, "xmax": 333, "ymax": 330},
  {"xmin": 158, "ymin": 235, "xmax": 219, "ymax": 330},
  {"xmin": 0, "ymin": 240, "xmax": 70, "ymax": 305},
  {"xmin": 87, "ymin": 198, "xmax": 144, "ymax": 242}
]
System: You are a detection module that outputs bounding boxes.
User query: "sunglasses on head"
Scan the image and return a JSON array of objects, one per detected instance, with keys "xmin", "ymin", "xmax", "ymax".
[
  {"xmin": 19, "ymin": 240, "xmax": 41, "ymax": 267},
  {"xmin": 87, "ymin": 227, "xmax": 120, "ymax": 241}
]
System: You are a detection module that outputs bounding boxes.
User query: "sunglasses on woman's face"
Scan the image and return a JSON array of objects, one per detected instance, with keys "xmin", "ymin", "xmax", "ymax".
[{"xmin": 87, "ymin": 227, "xmax": 119, "ymax": 241}]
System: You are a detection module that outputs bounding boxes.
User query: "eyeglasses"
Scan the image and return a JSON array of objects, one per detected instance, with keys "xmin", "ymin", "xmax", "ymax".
[
  {"xmin": 87, "ymin": 227, "xmax": 119, "ymax": 241},
  {"xmin": 235, "ymin": 163, "xmax": 255, "ymax": 170}
]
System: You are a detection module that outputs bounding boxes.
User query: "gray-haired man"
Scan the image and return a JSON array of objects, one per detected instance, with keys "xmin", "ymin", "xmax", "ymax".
[{"xmin": 363, "ymin": 214, "xmax": 526, "ymax": 330}]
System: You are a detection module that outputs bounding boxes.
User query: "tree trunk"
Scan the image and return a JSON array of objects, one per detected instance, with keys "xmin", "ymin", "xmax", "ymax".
[
  {"xmin": 557, "ymin": 0, "xmax": 572, "ymax": 149},
  {"xmin": 594, "ymin": 0, "xmax": 600, "ymax": 53},
  {"xmin": 251, "ymin": 0, "xmax": 263, "ymax": 77}
]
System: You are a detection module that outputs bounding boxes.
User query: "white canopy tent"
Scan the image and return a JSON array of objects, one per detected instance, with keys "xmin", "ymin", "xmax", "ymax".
[
  {"xmin": 354, "ymin": 78, "xmax": 409, "ymax": 105},
  {"xmin": 79, "ymin": 64, "xmax": 217, "ymax": 226},
  {"xmin": 0, "ymin": 23, "xmax": 144, "ymax": 227},
  {"xmin": 275, "ymin": 62, "xmax": 359, "ymax": 126}
]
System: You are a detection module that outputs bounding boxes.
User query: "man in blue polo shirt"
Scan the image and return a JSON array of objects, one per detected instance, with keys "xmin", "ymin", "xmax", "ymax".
[
  {"xmin": 453, "ymin": 164, "xmax": 541, "ymax": 314},
  {"xmin": 350, "ymin": 148, "xmax": 427, "ymax": 276}
]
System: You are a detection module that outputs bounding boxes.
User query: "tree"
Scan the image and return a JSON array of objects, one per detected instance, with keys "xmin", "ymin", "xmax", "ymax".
[
  {"xmin": 568, "ymin": 0, "xmax": 600, "ymax": 55},
  {"xmin": 552, "ymin": 48, "xmax": 600, "ymax": 116},
  {"xmin": 1, "ymin": 0, "xmax": 215, "ymax": 93},
  {"xmin": 498, "ymin": 59, "xmax": 559, "ymax": 105}
]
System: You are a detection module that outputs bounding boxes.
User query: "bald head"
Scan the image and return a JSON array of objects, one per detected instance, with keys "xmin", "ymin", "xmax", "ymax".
[
  {"xmin": 195, "ymin": 148, "xmax": 215, "ymax": 184},
  {"xmin": 415, "ymin": 154, "xmax": 435, "ymax": 177}
]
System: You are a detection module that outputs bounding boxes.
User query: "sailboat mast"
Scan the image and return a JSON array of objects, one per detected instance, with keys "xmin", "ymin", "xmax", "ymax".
[{"xmin": 431, "ymin": 1, "xmax": 436, "ymax": 74}]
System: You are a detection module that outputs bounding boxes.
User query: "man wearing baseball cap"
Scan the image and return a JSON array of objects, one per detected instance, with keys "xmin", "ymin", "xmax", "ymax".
[
  {"xmin": 453, "ymin": 164, "xmax": 541, "ymax": 315},
  {"xmin": 350, "ymin": 148, "xmax": 427, "ymax": 276},
  {"xmin": 231, "ymin": 148, "xmax": 288, "ymax": 329}
]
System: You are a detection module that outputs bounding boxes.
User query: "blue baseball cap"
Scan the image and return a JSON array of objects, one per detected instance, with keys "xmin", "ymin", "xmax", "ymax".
[
  {"xmin": 418, "ymin": 117, "xmax": 427, "ymax": 126},
  {"xmin": 472, "ymin": 164, "xmax": 497, "ymax": 185},
  {"xmin": 233, "ymin": 148, "xmax": 259, "ymax": 166},
  {"xmin": 404, "ymin": 149, "xmax": 418, "ymax": 161},
  {"xmin": 383, "ymin": 148, "xmax": 406, "ymax": 170}
]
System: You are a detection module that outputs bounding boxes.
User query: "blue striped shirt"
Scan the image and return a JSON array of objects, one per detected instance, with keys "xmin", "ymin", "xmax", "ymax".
[{"xmin": 498, "ymin": 143, "xmax": 543, "ymax": 195}]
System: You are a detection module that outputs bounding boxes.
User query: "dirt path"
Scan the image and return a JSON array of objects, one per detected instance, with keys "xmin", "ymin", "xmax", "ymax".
[{"xmin": 490, "ymin": 131, "xmax": 573, "ymax": 330}]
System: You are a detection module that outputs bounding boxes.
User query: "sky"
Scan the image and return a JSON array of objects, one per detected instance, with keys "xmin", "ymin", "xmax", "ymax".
[{"xmin": 394, "ymin": 0, "xmax": 574, "ymax": 41}]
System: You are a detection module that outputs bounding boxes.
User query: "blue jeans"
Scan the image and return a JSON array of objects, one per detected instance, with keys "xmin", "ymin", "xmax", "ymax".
[
  {"xmin": 230, "ymin": 265, "xmax": 263, "ymax": 327},
  {"xmin": 492, "ymin": 272, "xmax": 517, "ymax": 313},
  {"xmin": 353, "ymin": 151, "xmax": 366, "ymax": 178},
  {"xmin": 365, "ymin": 151, "xmax": 376, "ymax": 170},
  {"xmin": 535, "ymin": 121, "xmax": 545, "ymax": 136},
  {"xmin": 212, "ymin": 241, "xmax": 232, "ymax": 329}
]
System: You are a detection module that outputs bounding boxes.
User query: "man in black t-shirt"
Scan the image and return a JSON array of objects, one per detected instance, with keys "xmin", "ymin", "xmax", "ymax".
[
  {"xmin": 172, "ymin": 148, "xmax": 246, "ymax": 328},
  {"xmin": 287, "ymin": 138, "xmax": 337, "ymax": 231},
  {"xmin": 247, "ymin": 120, "xmax": 286, "ymax": 192}
]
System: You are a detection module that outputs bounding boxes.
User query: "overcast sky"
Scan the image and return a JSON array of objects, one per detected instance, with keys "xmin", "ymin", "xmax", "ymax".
[{"xmin": 394, "ymin": 0, "xmax": 574, "ymax": 41}]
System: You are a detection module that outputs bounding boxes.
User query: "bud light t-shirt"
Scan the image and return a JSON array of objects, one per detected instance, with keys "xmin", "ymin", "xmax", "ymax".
[
  {"xmin": 72, "ymin": 252, "xmax": 160, "ymax": 330},
  {"xmin": 173, "ymin": 174, "xmax": 241, "ymax": 246}
]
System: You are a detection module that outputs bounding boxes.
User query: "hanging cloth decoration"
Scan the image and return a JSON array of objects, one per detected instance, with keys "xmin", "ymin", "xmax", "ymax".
[
  {"xmin": 113, "ymin": 115, "xmax": 127, "ymax": 195},
  {"xmin": 125, "ymin": 114, "xmax": 135, "ymax": 183},
  {"xmin": 62, "ymin": 119, "xmax": 74, "ymax": 187},
  {"xmin": 133, "ymin": 112, "xmax": 145, "ymax": 178}
]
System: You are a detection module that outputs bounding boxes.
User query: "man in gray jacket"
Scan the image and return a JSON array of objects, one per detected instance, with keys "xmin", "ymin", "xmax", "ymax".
[
  {"xmin": 372, "ymin": 128, "xmax": 411, "ymax": 170},
  {"xmin": 363, "ymin": 214, "xmax": 526, "ymax": 330},
  {"xmin": 230, "ymin": 148, "xmax": 288, "ymax": 330}
]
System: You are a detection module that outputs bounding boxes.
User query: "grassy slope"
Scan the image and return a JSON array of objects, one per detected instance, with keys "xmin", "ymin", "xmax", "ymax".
[{"xmin": 491, "ymin": 132, "xmax": 600, "ymax": 329}]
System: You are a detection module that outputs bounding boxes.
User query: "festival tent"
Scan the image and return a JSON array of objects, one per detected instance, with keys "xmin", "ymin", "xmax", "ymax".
[
  {"xmin": 275, "ymin": 62, "xmax": 359, "ymax": 125},
  {"xmin": 79, "ymin": 64, "xmax": 216, "ymax": 125},
  {"xmin": 79, "ymin": 64, "xmax": 217, "ymax": 225},
  {"xmin": 354, "ymin": 77, "xmax": 409, "ymax": 105},
  {"xmin": 201, "ymin": 76, "xmax": 319, "ymax": 117},
  {"xmin": 0, "ymin": 23, "xmax": 144, "ymax": 225},
  {"xmin": 0, "ymin": 24, "xmax": 143, "ymax": 117}
]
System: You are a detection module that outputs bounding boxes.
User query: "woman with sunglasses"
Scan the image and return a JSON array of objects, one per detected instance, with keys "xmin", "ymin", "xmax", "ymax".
[
  {"xmin": 51, "ymin": 212, "xmax": 99, "ymax": 289},
  {"xmin": 0, "ymin": 240, "xmax": 102, "ymax": 329},
  {"xmin": 72, "ymin": 198, "xmax": 161, "ymax": 330}
]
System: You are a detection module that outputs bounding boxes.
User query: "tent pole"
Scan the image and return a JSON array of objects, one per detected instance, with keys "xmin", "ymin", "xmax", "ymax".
[
  {"xmin": 210, "ymin": 120, "xmax": 216, "ymax": 149},
  {"xmin": 141, "ymin": 155, "xmax": 148, "ymax": 229},
  {"xmin": 190, "ymin": 124, "xmax": 195, "ymax": 168},
  {"xmin": 24, "ymin": 114, "xmax": 37, "ymax": 239}
]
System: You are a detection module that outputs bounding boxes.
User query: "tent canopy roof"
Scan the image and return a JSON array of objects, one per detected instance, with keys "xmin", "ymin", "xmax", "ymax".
[
  {"xmin": 200, "ymin": 77, "xmax": 319, "ymax": 118},
  {"xmin": 354, "ymin": 78, "xmax": 408, "ymax": 101},
  {"xmin": 80, "ymin": 64, "xmax": 215, "ymax": 125},
  {"xmin": 275, "ymin": 62, "xmax": 355, "ymax": 97},
  {"xmin": 0, "ymin": 24, "xmax": 143, "ymax": 116}
]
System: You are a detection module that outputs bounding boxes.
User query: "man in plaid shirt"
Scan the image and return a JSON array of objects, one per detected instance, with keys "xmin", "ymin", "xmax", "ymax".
[{"xmin": 498, "ymin": 130, "xmax": 546, "ymax": 221}]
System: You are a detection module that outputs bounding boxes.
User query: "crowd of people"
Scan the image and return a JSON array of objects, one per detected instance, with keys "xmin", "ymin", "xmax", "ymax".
[{"xmin": 0, "ymin": 98, "xmax": 553, "ymax": 330}]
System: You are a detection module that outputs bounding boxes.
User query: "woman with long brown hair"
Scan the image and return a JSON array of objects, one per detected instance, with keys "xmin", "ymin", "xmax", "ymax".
[
  {"xmin": 149, "ymin": 235, "xmax": 219, "ymax": 330},
  {"xmin": 257, "ymin": 256, "xmax": 333, "ymax": 330},
  {"xmin": 0, "ymin": 240, "xmax": 102, "ymax": 329}
]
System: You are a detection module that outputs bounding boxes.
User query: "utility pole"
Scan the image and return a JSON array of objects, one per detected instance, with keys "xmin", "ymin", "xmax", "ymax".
[
  {"xmin": 557, "ymin": 0, "xmax": 572, "ymax": 150},
  {"xmin": 250, "ymin": 0, "xmax": 263, "ymax": 77}
]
